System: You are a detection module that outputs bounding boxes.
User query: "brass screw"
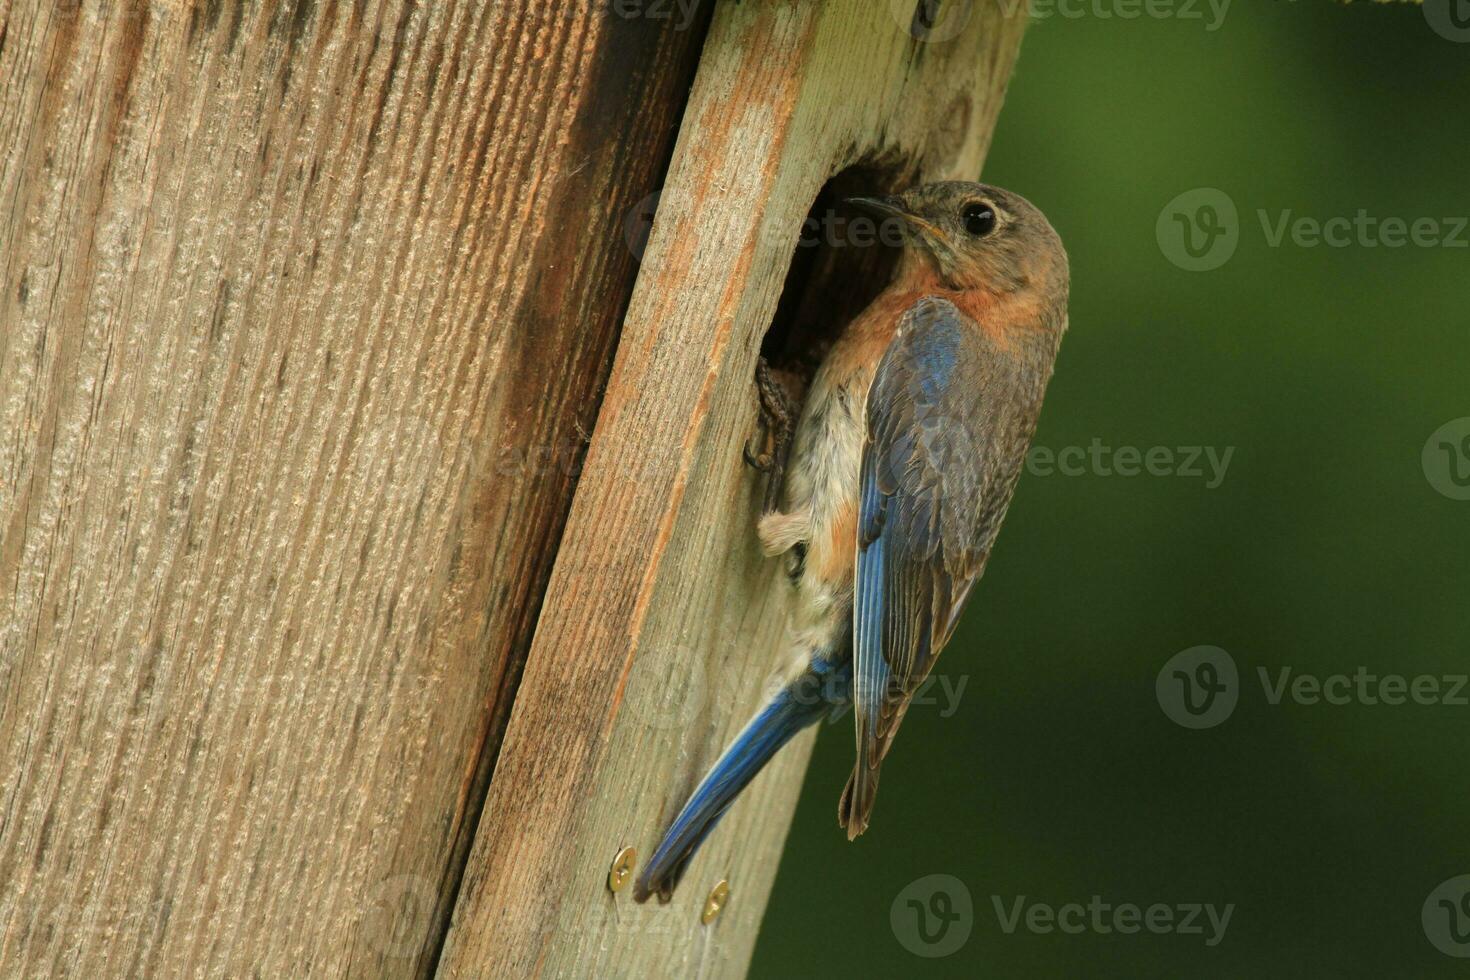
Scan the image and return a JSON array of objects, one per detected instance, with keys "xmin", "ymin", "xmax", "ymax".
[
  {"xmin": 608, "ymin": 846, "xmax": 636, "ymax": 893},
  {"xmin": 701, "ymin": 879, "xmax": 730, "ymax": 925}
]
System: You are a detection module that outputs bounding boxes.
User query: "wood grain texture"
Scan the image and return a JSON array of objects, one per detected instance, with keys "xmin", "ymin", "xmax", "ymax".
[
  {"xmin": 437, "ymin": 2, "xmax": 1029, "ymax": 977},
  {"xmin": 0, "ymin": 2, "xmax": 706, "ymax": 976}
]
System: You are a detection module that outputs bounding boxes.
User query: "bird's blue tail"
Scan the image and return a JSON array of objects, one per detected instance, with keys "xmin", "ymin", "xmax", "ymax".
[{"xmin": 633, "ymin": 655, "xmax": 851, "ymax": 903}]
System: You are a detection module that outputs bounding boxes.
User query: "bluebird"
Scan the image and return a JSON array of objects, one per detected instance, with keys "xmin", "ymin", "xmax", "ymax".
[{"xmin": 633, "ymin": 181, "xmax": 1069, "ymax": 903}]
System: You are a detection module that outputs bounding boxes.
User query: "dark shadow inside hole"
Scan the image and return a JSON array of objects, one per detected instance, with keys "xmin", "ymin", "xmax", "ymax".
[{"xmin": 759, "ymin": 160, "xmax": 913, "ymax": 401}]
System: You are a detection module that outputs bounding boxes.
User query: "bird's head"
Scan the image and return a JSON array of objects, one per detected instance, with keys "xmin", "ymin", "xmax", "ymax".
[{"xmin": 849, "ymin": 180, "xmax": 1067, "ymax": 299}]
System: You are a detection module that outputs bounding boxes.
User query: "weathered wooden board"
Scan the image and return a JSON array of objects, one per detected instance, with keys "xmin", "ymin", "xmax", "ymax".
[
  {"xmin": 0, "ymin": 2, "xmax": 707, "ymax": 976},
  {"xmin": 437, "ymin": 2, "xmax": 1028, "ymax": 977}
]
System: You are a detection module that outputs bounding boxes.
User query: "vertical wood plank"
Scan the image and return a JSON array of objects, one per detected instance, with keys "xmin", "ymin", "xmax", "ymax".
[
  {"xmin": 0, "ymin": 2, "xmax": 707, "ymax": 976},
  {"xmin": 437, "ymin": 1, "xmax": 1028, "ymax": 976}
]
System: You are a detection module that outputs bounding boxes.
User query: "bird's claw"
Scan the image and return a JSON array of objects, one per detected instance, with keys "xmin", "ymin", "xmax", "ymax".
[
  {"xmin": 746, "ymin": 356, "xmax": 795, "ymax": 513},
  {"xmin": 743, "ymin": 439, "xmax": 774, "ymax": 472}
]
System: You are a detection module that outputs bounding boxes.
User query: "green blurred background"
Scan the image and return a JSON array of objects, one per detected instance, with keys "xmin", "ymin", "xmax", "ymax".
[{"xmin": 752, "ymin": 3, "xmax": 1469, "ymax": 976}]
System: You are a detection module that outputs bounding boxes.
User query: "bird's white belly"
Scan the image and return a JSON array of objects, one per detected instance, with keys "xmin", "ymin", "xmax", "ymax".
[{"xmin": 781, "ymin": 365, "xmax": 872, "ymax": 651}]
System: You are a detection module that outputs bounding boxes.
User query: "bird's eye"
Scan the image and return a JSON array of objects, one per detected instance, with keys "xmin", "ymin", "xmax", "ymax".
[{"xmin": 962, "ymin": 202, "xmax": 996, "ymax": 237}]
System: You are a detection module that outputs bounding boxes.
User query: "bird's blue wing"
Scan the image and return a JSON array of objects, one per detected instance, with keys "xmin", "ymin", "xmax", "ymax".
[{"xmin": 843, "ymin": 296, "xmax": 1000, "ymax": 837}]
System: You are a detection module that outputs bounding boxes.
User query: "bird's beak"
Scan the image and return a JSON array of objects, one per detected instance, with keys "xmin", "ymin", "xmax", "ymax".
[{"xmin": 846, "ymin": 196, "xmax": 952, "ymax": 252}]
